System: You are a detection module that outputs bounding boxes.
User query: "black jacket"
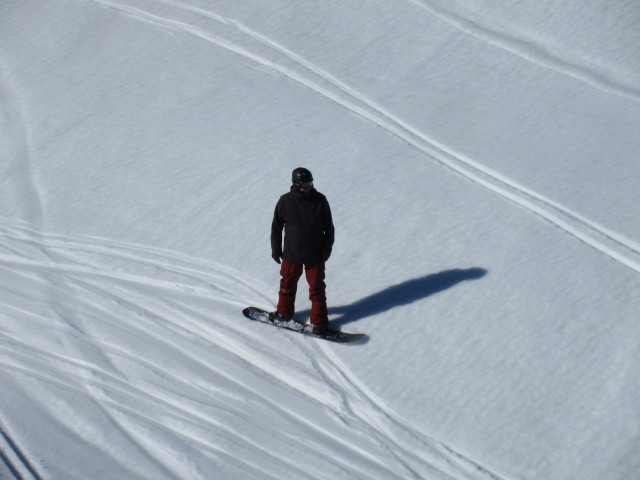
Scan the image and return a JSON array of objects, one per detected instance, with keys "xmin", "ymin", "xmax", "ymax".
[{"xmin": 271, "ymin": 187, "xmax": 334, "ymax": 265}]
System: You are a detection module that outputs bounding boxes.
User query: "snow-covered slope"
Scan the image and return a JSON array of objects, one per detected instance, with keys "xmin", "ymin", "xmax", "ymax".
[{"xmin": 1, "ymin": 1, "xmax": 639, "ymax": 479}]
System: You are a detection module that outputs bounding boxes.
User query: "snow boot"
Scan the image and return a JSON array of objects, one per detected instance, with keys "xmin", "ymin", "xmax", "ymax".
[
  {"xmin": 312, "ymin": 323, "xmax": 328, "ymax": 336},
  {"xmin": 268, "ymin": 311, "xmax": 291, "ymax": 323}
]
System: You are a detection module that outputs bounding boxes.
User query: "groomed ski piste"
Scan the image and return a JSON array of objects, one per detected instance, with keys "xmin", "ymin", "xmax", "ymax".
[{"xmin": 1, "ymin": 1, "xmax": 639, "ymax": 479}]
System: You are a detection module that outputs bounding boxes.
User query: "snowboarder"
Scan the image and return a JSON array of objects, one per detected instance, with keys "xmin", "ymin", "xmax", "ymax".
[{"xmin": 270, "ymin": 167, "xmax": 335, "ymax": 335}]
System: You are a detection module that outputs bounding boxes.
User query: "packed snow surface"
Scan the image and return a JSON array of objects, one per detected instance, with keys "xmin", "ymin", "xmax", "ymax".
[{"xmin": 1, "ymin": 0, "xmax": 639, "ymax": 479}]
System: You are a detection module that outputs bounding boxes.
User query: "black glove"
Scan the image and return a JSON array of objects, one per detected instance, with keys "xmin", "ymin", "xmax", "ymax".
[{"xmin": 272, "ymin": 253, "xmax": 282, "ymax": 264}]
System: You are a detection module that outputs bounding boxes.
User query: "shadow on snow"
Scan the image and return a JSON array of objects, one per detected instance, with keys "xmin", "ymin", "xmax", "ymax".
[{"xmin": 298, "ymin": 267, "xmax": 487, "ymax": 329}]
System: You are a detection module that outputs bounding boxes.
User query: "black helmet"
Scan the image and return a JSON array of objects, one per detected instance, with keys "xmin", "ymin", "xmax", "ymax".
[{"xmin": 292, "ymin": 167, "xmax": 313, "ymax": 187}]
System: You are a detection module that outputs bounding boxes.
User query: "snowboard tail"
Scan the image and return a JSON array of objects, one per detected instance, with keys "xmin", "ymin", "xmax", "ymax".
[{"xmin": 242, "ymin": 307, "xmax": 365, "ymax": 344}]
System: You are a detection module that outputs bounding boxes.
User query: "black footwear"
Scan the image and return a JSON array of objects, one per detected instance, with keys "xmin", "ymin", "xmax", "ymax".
[
  {"xmin": 312, "ymin": 323, "xmax": 328, "ymax": 336},
  {"xmin": 268, "ymin": 311, "xmax": 291, "ymax": 323}
]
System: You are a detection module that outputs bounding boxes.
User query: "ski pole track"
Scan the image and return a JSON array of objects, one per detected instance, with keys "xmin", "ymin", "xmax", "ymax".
[
  {"xmin": 82, "ymin": 0, "xmax": 640, "ymax": 275},
  {"xmin": 406, "ymin": 0, "xmax": 640, "ymax": 102}
]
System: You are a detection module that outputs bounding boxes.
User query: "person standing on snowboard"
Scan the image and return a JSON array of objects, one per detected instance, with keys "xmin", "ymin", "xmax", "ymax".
[{"xmin": 270, "ymin": 167, "xmax": 335, "ymax": 335}]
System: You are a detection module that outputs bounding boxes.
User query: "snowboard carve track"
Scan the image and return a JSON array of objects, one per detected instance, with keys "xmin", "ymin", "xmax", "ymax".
[
  {"xmin": 2, "ymin": 2, "xmax": 636, "ymax": 478},
  {"xmin": 406, "ymin": 0, "xmax": 640, "ymax": 102},
  {"xmin": 314, "ymin": 342, "xmax": 508, "ymax": 480},
  {"xmin": 0, "ymin": 221, "xmax": 509, "ymax": 479},
  {"xmin": 84, "ymin": 0, "xmax": 640, "ymax": 274}
]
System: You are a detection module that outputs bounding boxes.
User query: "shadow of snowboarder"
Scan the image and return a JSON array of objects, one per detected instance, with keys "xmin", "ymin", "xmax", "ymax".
[{"xmin": 298, "ymin": 267, "xmax": 487, "ymax": 328}]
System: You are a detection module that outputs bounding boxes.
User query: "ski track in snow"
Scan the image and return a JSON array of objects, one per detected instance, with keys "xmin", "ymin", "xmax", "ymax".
[
  {"xmin": 406, "ymin": 0, "xmax": 640, "ymax": 102},
  {"xmin": 86, "ymin": 0, "xmax": 640, "ymax": 277},
  {"xmin": 3, "ymin": 1, "xmax": 635, "ymax": 478},
  {"xmin": 0, "ymin": 418, "xmax": 40, "ymax": 480},
  {"xmin": 0, "ymin": 218, "xmax": 508, "ymax": 479}
]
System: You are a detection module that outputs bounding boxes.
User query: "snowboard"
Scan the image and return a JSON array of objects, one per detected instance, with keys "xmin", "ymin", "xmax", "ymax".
[{"xmin": 242, "ymin": 307, "xmax": 365, "ymax": 344}]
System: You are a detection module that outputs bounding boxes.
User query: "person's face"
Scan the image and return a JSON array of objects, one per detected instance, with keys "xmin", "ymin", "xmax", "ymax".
[{"xmin": 299, "ymin": 181, "xmax": 313, "ymax": 193}]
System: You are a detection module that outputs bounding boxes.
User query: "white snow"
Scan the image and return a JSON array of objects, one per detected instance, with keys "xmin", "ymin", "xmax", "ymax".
[{"xmin": 1, "ymin": 0, "xmax": 639, "ymax": 479}]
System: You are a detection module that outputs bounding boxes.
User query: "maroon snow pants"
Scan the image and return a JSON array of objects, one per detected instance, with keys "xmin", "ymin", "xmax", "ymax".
[{"xmin": 277, "ymin": 260, "xmax": 328, "ymax": 325}]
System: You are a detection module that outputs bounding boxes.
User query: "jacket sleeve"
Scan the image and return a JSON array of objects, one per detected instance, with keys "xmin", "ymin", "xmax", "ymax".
[
  {"xmin": 321, "ymin": 198, "xmax": 335, "ymax": 261},
  {"xmin": 271, "ymin": 198, "xmax": 284, "ymax": 257}
]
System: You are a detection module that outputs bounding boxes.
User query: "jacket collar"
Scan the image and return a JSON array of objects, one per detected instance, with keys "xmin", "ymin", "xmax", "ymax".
[{"xmin": 291, "ymin": 185, "xmax": 317, "ymax": 197}]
